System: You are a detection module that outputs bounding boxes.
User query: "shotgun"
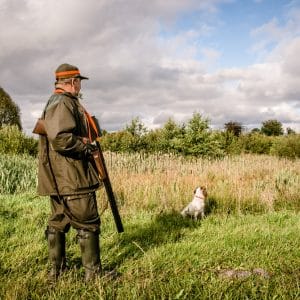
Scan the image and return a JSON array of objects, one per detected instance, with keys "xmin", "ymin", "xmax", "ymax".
[{"xmin": 90, "ymin": 116, "xmax": 124, "ymax": 233}]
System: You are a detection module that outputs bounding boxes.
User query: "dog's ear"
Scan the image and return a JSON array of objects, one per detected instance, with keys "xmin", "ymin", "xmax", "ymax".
[{"xmin": 201, "ymin": 186, "xmax": 208, "ymax": 197}]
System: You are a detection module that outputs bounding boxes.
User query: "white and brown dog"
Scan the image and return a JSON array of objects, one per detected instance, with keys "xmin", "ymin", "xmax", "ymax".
[{"xmin": 181, "ymin": 186, "xmax": 207, "ymax": 220}]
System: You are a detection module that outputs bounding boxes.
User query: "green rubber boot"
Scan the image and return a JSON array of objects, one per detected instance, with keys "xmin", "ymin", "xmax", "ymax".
[
  {"xmin": 46, "ymin": 227, "xmax": 66, "ymax": 282},
  {"xmin": 77, "ymin": 229, "xmax": 102, "ymax": 282}
]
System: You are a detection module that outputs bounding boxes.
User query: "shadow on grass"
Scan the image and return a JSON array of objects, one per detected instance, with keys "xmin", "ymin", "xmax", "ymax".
[
  {"xmin": 106, "ymin": 210, "xmax": 203, "ymax": 269},
  {"xmin": 205, "ymin": 197, "xmax": 218, "ymax": 215},
  {"xmin": 63, "ymin": 211, "xmax": 201, "ymax": 271},
  {"xmin": 66, "ymin": 202, "xmax": 219, "ymax": 271}
]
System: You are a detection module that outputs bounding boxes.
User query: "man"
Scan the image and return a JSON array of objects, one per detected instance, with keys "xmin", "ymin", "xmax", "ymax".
[{"xmin": 36, "ymin": 63, "xmax": 102, "ymax": 282}]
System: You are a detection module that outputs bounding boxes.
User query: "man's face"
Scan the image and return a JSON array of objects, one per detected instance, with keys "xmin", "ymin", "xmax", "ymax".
[{"xmin": 72, "ymin": 78, "xmax": 81, "ymax": 95}]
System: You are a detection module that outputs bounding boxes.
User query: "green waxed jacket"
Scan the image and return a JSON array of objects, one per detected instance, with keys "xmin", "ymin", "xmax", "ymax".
[{"xmin": 37, "ymin": 92, "xmax": 100, "ymax": 196}]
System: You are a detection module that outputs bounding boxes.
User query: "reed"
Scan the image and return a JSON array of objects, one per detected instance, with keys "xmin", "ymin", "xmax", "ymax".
[
  {"xmin": 0, "ymin": 154, "xmax": 37, "ymax": 194},
  {"xmin": 101, "ymin": 152, "xmax": 300, "ymax": 214},
  {"xmin": 1, "ymin": 153, "xmax": 299, "ymax": 213}
]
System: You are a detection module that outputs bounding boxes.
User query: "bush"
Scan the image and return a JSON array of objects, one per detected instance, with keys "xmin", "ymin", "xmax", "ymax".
[
  {"xmin": 0, "ymin": 125, "xmax": 38, "ymax": 156},
  {"xmin": 218, "ymin": 131, "xmax": 242, "ymax": 155},
  {"xmin": 270, "ymin": 134, "xmax": 300, "ymax": 159},
  {"xmin": 238, "ymin": 132, "xmax": 274, "ymax": 154},
  {"xmin": 101, "ymin": 130, "xmax": 148, "ymax": 153}
]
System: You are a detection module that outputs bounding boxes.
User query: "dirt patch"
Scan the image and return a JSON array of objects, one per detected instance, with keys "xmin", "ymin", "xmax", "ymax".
[{"xmin": 218, "ymin": 268, "xmax": 270, "ymax": 280}]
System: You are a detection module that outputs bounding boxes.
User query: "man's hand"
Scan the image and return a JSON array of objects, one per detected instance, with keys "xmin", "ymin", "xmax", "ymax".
[{"xmin": 83, "ymin": 142, "xmax": 98, "ymax": 157}]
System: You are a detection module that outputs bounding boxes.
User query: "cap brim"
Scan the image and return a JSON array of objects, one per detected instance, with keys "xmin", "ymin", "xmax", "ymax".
[{"xmin": 75, "ymin": 75, "xmax": 89, "ymax": 80}]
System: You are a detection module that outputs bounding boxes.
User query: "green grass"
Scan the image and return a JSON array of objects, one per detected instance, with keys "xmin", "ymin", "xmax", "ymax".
[
  {"xmin": 0, "ymin": 154, "xmax": 37, "ymax": 194},
  {"xmin": 1, "ymin": 193, "xmax": 299, "ymax": 299}
]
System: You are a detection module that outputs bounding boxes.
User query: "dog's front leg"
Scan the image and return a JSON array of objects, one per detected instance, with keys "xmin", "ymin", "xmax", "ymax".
[{"xmin": 181, "ymin": 207, "xmax": 188, "ymax": 217}]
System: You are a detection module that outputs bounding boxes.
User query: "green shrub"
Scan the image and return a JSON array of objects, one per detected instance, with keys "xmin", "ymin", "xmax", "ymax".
[
  {"xmin": 270, "ymin": 134, "xmax": 300, "ymax": 159},
  {"xmin": 101, "ymin": 131, "xmax": 146, "ymax": 152},
  {"xmin": 218, "ymin": 131, "xmax": 242, "ymax": 155},
  {"xmin": 0, "ymin": 125, "xmax": 38, "ymax": 156},
  {"xmin": 238, "ymin": 132, "xmax": 274, "ymax": 154}
]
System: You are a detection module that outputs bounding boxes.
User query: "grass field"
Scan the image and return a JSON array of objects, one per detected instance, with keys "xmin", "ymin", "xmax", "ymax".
[{"xmin": 0, "ymin": 153, "xmax": 299, "ymax": 299}]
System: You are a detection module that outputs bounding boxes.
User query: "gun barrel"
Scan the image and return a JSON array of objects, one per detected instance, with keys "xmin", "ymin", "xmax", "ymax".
[
  {"xmin": 102, "ymin": 176, "xmax": 124, "ymax": 233},
  {"xmin": 95, "ymin": 139, "xmax": 124, "ymax": 233}
]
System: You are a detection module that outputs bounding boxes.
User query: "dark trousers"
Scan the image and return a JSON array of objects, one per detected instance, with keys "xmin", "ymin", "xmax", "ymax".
[{"xmin": 48, "ymin": 192, "xmax": 100, "ymax": 233}]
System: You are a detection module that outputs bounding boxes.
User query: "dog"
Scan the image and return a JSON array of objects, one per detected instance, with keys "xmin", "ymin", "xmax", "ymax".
[{"xmin": 181, "ymin": 186, "xmax": 207, "ymax": 220}]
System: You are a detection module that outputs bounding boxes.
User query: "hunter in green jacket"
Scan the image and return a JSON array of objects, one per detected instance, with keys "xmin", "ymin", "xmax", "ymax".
[{"xmin": 37, "ymin": 63, "xmax": 103, "ymax": 282}]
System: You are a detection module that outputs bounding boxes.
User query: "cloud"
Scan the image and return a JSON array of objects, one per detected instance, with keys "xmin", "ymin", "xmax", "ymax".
[{"xmin": 0, "ymin": 0, "xmax": 300, "ymax": 135}]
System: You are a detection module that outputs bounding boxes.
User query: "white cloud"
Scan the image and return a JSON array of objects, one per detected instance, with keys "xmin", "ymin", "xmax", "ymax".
[{"xmin": 0, "ymin": 0, "xmax": 300, "ymax": 135}]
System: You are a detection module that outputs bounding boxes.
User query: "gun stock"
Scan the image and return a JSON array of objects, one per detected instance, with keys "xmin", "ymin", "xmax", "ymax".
[{"xmin": 32, "ymin": 118, "xmax": 46, "ymax": 135}]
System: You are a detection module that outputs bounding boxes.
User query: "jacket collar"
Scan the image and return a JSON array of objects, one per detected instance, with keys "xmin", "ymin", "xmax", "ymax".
[{"xmin": 54, "ymin": 88, "xmax": 78, "ymax": 100}]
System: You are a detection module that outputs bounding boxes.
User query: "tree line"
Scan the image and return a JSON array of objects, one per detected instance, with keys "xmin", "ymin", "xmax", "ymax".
[
  {"xmin": 1, "ymin": 86, "xmax": 299, "ymax": 159},
  {"xmin": 99, "ymin": 115, "xmax": 299, "ymax": 159}
]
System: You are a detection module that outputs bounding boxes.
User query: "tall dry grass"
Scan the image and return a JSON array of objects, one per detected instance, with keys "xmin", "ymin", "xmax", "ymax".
[
  {"xmin": 99, "ymin": 153, "xmax": 300, "ymax": 214},
  {"xmin": 1, "ymin": 152, "xmax": 299, "ymax": 213}
]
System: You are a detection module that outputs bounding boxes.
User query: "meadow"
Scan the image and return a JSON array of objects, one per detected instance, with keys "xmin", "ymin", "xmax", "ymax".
[{"xmin": 0, "ymin": 153, "xmax": 299, "ymax": 299}]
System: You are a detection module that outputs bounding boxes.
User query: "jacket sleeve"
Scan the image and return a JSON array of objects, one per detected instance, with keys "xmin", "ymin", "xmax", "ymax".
[{"xmin": 44, "ymin": 97, "xmax": 86, "ymax": 156}]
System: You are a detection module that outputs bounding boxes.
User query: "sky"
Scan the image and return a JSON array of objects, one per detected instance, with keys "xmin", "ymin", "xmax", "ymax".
[{"xmin": 0, "ymin": 0, "xmax": 300, "ymax": 135}]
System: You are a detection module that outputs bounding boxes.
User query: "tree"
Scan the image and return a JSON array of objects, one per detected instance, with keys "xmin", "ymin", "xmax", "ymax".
[
  {"xmin": 123, "ymin": 117, "xmax": 148, "ymax": 152},
  {"xmin": 286, "ymin": 127, "xmax": 296, "ymax": 135},
  {"xmin": 158, "ymin": 118, "xmax": 185, "ymax": 153},
  {"xmin": 161, "ymin": 118, "xmax": 182, "ymax": 140},
  {"xmin": 125, "ymin": 117, "xmax": 147, "ymax": 137},
  {"xmin": 261, "ymin": 119, "xmax": 283, "ymax": 136},
  {"xmin": 0, "ymin": 87, "xmax": 22, "ymax": 130},
  {"xmin": 251, "ymin": 128, "xmax": 260, "ymax": 133},
  {"xmin": 224, "ymin": 121, "xmax": 243, "ymax": 137},
  {"xmin": 183, "ymin": 113, "xmax": 224, "ymax": 158}
]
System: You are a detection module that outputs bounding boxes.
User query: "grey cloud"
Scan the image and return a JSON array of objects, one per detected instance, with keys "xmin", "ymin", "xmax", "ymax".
[
  {"xmin": 1, "ymin": 0, "xmax": 300, "ymax": 135},
  {"xmin": 282, "ymin": 37, "xmax": 300, "ymax": 77},
  {"xmin": 152, "ymin": 112, "xmax": 175, "ymax": 125}
]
